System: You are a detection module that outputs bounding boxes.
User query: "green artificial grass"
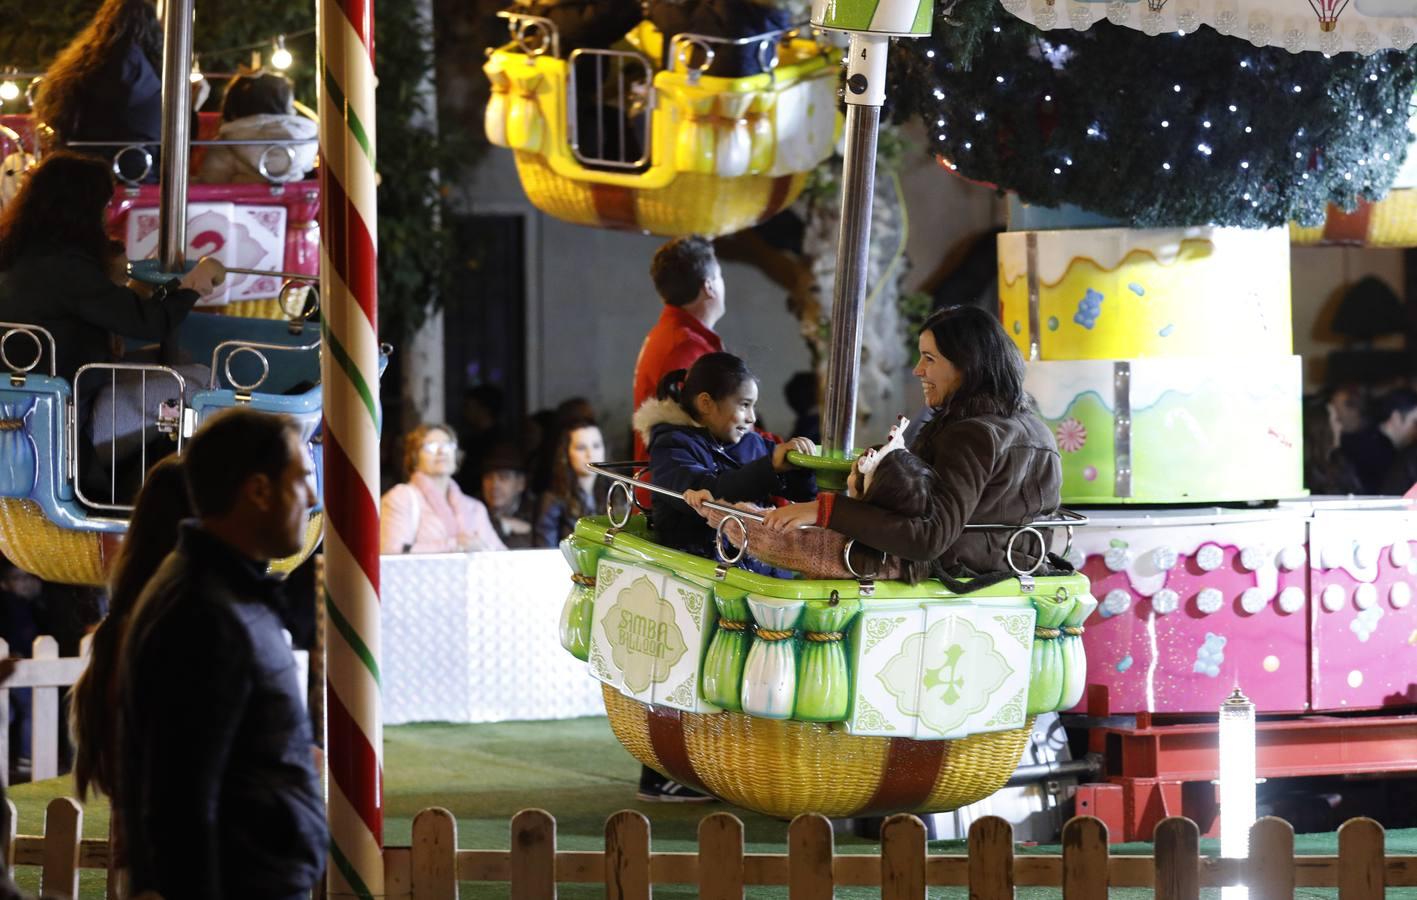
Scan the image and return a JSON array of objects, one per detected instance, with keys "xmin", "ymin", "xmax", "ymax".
[{"xmin": 8, "ymin": 716, "xmax": 1417, "ymax": 898}]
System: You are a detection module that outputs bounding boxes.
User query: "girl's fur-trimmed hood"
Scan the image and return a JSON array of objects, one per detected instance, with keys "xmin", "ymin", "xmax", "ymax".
[{"xmin": 632, "ymin": 397, "xmax": 699, "ymax": 449}]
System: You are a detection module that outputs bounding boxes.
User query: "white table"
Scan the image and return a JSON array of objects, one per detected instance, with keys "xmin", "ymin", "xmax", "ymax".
[{"xmin": 381, "ymin": 549, "xmax": 605, "ymax": 725}]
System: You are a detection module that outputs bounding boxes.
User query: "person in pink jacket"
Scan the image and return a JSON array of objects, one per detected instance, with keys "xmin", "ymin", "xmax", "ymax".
[{"xmin": 381, "ymin": 424, "xmax": 507, "ymax": 554}]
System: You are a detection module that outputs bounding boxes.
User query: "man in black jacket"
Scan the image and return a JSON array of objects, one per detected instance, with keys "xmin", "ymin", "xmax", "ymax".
[{"xmin": 118, "ymin": 408, "xmax": 325, "ymax": 900}]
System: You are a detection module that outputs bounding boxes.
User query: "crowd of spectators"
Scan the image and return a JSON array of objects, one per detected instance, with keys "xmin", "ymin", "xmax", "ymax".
[{"xmin": 1305, "ymin": 383, "xmax": 1417, "ymax": 497}]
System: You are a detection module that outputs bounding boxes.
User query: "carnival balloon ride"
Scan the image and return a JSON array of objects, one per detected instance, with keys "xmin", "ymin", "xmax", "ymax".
[
  {"xmin": 484, "ymin": 11, "xmax": 841, "ymax": 236},
  {"xmin": 552, "ymin": 0, "xmax": 1097, "ymax": 819},
  {"xmin": 0, "ymin": 74, "xmax": 335, "ymax": 585}
]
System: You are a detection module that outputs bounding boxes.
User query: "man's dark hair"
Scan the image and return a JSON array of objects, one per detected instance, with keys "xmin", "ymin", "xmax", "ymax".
[
  {"xmin": 184, "ymin": 409, "xmax": 302, "ymax": 517},
  {"xmin": 1375, "ymin": 388, "xmax": 1417, "ymax": 423},
  {"xmin": 920, "ymin": 305, "xmax": 1030, "ymax": 419},
  {"xmin": 650, "ymin": 235, "xmax": 717, "ymax": 307}
]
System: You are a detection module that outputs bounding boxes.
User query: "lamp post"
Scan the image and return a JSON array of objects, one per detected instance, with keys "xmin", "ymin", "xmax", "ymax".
[{"xmin": 1219, "ymin": 687, "xmax": 1257, "ymax": 899}]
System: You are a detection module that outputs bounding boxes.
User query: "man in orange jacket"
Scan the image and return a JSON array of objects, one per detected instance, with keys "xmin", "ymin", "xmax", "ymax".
[{"xmin": 632, "ymin": 235, "xmax": 727, "ymax": 460}]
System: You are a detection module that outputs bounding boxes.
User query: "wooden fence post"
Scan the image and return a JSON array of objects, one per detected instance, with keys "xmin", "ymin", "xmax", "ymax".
[
  {"xmin": 1154, "ymin": 816, "xmax": 1199, "ymax": 900},
  {"xmin": 411, "ymin": 807, "xmax": 458, "ymax": 900},
  {"xmin": 699, "ymin": 812, "xmax": 744, "ymax": 900},
  {"xmin": 1063, "ymin": 816, "xmax": 1109, "ymax": 900},
  {"xmin": 1249, "ymin": 817, "xmax": 1295, "ymax": 900},
  {"xmin": 969, "ymin": 816, "xmax": 1014, "ymax": 900},
  {"xmin": 788, "ymin": 814, "xmax": 835, "ymax": 900},
  {"xmin": 29, "ymin": 637, "xmax": 60, "ymax": 782},
  {"xmin": 39, "ymin": 797, "xmax": 81, "ymax": 900},
  {"xmin": 1338, "ymin": 817, "xmax": 1385, "ymax": 900},
  {"xmin": 509, "ymin": 808, "xmax": 556, "ymax": 900},
  {"xmin": 881, "ymin": 814, "xmax": 926, "ymax": 900},
  {"xmin": 604, "ymin": 811, "xmax": 650, "ymax": 900}
]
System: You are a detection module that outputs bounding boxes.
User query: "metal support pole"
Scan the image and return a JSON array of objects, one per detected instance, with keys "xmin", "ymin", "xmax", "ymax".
[
  {"xmin": 820, "ymin": 32, "xmax": 889, "ymax": 455},
  {"xmin": 157, "ymin": 0, "xmax": 194, "ymax": 273},
  {"xmin": 820, "ymin": 103, "xmax": 880, "ymax": 454}
]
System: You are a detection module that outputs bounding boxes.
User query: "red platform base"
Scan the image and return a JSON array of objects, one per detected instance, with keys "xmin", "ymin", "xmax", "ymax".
[{"xmin": 1078, "ymin": 687, "xmax": 1417, "ymax": 842}]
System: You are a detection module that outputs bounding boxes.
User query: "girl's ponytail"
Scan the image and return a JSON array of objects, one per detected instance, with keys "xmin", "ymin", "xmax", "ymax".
[{"xmin": 656, "ymin": 369, "xmax": 689, "ymax": 403}]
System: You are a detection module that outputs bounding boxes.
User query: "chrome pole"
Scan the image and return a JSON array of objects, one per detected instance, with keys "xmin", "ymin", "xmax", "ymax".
[
  {"xmin": 820, "ymin": 101, "xmax": 880, "ymax": 454},
  {"xmin": 820, "ymin": 32, "xmax": 889, "ymax": 456},
  {"xmin": 157, "ymin": 0, "xmax": 195, "ymax": 273}
]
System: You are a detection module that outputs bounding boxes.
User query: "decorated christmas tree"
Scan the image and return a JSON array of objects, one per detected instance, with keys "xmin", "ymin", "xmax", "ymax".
[{"xmin": 891, "ymin": 0, "xmax": 1417, "ymax": 228}]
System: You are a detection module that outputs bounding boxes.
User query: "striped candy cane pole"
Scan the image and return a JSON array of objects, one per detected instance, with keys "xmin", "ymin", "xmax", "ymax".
[{"xmin": 318, "ymin": 0, "xmax": 384, "ymax": 895}]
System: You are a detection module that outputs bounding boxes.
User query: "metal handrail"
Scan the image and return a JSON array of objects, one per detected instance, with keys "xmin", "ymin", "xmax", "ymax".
[
  {"xmin": 128, "ymin": 259, "xmax": 318, "ymax": 284},
  {"xmin": 588, "ymin": 460, "xmax": 1087, "ymax": 533},
  {"xmin": 66, "ymin": 138, "xmax": 319, "ymax": 147},
  {"xmin": 208, "ymin": 338, "xmax": 321, "ymax": 390},
  {"xmin": 497, "ymin": 10, "xmax": 561, "ymax": 58},
  {"xmin": 0, "ymin": 322, "xmax": 57, "ymax": 377},
  {"xmin": 666, "ymin": 24, "xmax": 805, "ymax": 82},
  {"xmin": 589, "ymin": 460, "xmax": 783, "ymax": 526}
]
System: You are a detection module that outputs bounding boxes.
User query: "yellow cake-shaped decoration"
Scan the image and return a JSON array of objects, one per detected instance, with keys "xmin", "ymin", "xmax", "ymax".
[{"xmin": 999, "ymin": 227, "xmax": 1292, "ymax": 361}]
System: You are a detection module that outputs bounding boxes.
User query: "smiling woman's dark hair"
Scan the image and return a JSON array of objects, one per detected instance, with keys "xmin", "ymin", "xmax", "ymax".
[{"xmin": 919, "ymin": 305, "xmax": 1029, "ymax": 419}]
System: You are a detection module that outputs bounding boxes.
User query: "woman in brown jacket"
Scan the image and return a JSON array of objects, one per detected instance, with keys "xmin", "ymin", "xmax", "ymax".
[{"xmin": 763, "ymin": 305, "xmax": 1062, "ymax": 578}]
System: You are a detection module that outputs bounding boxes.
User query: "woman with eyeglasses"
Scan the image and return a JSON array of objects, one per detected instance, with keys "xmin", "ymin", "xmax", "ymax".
[{"xmin": 380, "ymin": 424, "xmax": 507, "ymax": 554}]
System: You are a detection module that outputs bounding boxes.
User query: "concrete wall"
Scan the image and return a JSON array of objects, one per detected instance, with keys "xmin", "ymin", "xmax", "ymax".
[{"xmin": 469, "ymin": 152, "xmax": 813, "ymax": 458}]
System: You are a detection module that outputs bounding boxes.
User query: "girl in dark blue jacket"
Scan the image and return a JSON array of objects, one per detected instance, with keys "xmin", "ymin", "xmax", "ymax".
[{"xmin": 632, "ymin": 352, "xmax": 815, "ymax": 573}]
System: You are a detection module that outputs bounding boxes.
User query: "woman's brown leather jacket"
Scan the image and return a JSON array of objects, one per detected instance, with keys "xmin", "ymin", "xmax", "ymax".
[{"xmin": 826, "ymin": 408, "xmax": 1062, "ymax": 575}]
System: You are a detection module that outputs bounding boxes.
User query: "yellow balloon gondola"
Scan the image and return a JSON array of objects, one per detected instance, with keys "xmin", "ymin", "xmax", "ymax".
[{"xmin": 485, "ymin": 15, "xmax": 841, "ymax": 237}]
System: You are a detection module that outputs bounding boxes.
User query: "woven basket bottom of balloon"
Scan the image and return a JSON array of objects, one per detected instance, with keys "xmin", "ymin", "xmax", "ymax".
[
  {"xmin": 0, "ymin": 498, "xmax": 106, "ymax": 585},
  {"xmin": 602, "ymin": 685, "xmax": 1033, "ymax": 818},
  {"xmin": 513, "ymin": 152, "xmax": 805, "ymax": 238}
]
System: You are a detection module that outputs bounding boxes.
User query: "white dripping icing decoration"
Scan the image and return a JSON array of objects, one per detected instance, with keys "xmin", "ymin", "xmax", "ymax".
[
  {"xmin": 849, "ymin": 415, "xmax": 909, "ymax": 500},
  {"xmin": 1060, "ymin": 519, "xmax": 1302, "ymax": 602}
]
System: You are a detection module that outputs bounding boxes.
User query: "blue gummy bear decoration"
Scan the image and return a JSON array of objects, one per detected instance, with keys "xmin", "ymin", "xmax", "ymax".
[
  {"xmin": 1073, "ymin": 289, "xmax": 1104, "ymax": 329},
  {"xmin": 1128, "ymin": 282, "xmax": 1145, "ymax": 296},
  {"xmin": 1047, "ymin": 315, "xmax": 1059, "ymax": 331}
]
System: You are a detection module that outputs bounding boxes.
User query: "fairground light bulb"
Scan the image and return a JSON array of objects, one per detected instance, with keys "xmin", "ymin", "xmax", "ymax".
[
  {"xmin": 0, "ymin": 75, "xmax": 19, "ymax": 102},
  {"xmin": 271, "ymin": 35, "xmax": 293, "ymax": 71},
  {"xmin": 1219, "ymin": 687, "xmax": 1257, "ymax": 900},
  {"xmin": 189, "ymin": 56, "xmax": 204, "ymax": 84}
]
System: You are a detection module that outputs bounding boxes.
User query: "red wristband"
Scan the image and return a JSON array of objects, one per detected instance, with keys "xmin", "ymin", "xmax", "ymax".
[{"xmin": 816, "ymin": 492, "xmax": 836, "ymax": 527}]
